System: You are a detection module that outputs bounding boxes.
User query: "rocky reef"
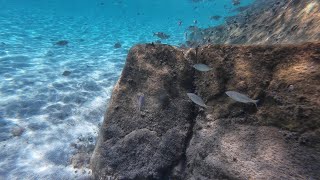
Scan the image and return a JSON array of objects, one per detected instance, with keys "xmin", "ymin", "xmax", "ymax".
[
  {"xmin": 91, "ymin": 42, "xmax": 320, "ymax": 179},
  {"xmin": 187, "ymin": 0, "xmax": 320, "ymax": 46},
  {"xmin": 91, "ymin": 0, "xmax": 320, "ymax": 179}
]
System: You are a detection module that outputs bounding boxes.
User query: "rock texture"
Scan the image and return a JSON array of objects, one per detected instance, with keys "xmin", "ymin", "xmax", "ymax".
[
  {"xmin": 91, "ymin": 42, "xmax": 320, "ymax": 179},
  {"xmin": 187, "ymin": 0, "xmax": 320, "ymax": 46},
  {"xmin": 91, "ymin": 44, "xmax": 197, "ymax": 179},
  {"xmin": 182, "ymin": 43, "xmax": 320, "ymax": 179}
]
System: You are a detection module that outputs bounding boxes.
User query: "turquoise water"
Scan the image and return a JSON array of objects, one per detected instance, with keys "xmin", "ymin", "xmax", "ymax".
[{"xmin": 0, "ymin": 0, "xmax": 253, "ymax": 179}]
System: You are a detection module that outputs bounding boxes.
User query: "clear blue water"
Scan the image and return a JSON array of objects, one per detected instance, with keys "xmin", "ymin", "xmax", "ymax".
[{"xmin": 0, "ymin": 0, "xmax": 253, "ymax": 179}]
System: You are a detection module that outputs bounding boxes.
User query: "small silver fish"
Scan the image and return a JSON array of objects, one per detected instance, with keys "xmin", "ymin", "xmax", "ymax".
[
  {"xmin": 187, "ymin": 25, "xmax": 199, "ymax": 31},
  {"xmin": 137, "ymin": 93, "xmax": 145, "ymax": 111},
  {"xmin": 210, "ymin": 15, "xmax": 221, "ymax": 21},
  {"xmin": 232, "ymin": 0, "xmax": 240, "ymax": 6},
  {"xmin": 187, "ymin": 93, "xmax": 208, "ymax": 108},
  {"xmin": 153, "ymin": 32, "xmax": 170, "ymax": 39},
  {"xmin": 225, "ymin": 91, "xmax": 259, "ymax": 108},
  {"xmin": 193, "ymin": 64, "xmax": 212, "ymax": 72}
]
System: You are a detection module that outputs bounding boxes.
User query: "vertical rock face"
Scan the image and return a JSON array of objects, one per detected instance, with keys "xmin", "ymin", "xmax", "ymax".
[
  {"xmin": 91, "ymin": 42, "xmax": 320, "ymax": 179},
  {"xmin": 91, "ymin": 44, "xmax": 196, "ymax": 179}
]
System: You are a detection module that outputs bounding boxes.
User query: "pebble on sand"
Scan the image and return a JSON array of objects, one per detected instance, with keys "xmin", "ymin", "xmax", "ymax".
[
  {"xmin": 11, "ymin": 126, "xmax": 25, "ymax": 137},
  {"xmin": 62, "ymin": 70, "xmax": 72, "ymax": 76},
  {"xmin": 114, "ymin": 42, "xmax": 122, "ymax": 48},
  {"xmin": 55, "ymin": 40, "xmax": 69, "ymax": 46}
]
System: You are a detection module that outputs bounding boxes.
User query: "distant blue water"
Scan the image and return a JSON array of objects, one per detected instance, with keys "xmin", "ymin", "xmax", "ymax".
[{"xmin": 0, "ymin": 0, "xmax": 253, "ymax": 179}]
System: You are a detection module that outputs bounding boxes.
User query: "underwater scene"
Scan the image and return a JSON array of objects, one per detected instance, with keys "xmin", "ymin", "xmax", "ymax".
[{"xmin": 1, "ymin": 0, "xmax": 319, "ymax": 179}]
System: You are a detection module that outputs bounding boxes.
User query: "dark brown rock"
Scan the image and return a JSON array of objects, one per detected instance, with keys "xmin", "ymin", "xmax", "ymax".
[
  {"xmin": 91, "ymin": 42, "xmax": 320, "ymax": 179},
  {"xmin": 91, "ymin": 44, "xmax": 196, "ymax": 179}
]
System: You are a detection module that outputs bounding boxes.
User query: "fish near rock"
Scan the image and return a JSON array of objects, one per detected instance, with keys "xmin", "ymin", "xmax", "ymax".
[
  {"xmin": 187, "ymin": 93, "xmax": 208, "ymax": 108},
  {"xmin": 187, "ymin": 25, "xmax": 199, "ymax": 32},
  {"xmin": 193, "ymin": 64, "xmax": 212, "ymax": 72},
  {"xmin": 232, "ymin": 0, "xmax": 241, "ymax": 6},
  {"xmin": 210, "ymin": 15, "xmax": 221, "ymax": 21},
  {"xmin": 225, "ymin": 91, "xmax": 259, "ymax": 108},
  {"xmin": 153, "ymin": 32, "xmax": 170, "ymax": 39}
]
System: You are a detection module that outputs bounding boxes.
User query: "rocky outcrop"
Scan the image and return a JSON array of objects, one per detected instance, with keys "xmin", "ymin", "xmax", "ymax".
[
  {"xmin": 91, "ymin": 44, "xmax": 196, "ymax": 179},
  {"xmin": 91, "ymin": 42, "xmax": 320, "ymax": 179},
  {"xmin": 187, "ymin": 0, "xmax": 320, "ymax": 46},
  {"xmin": 181, "ymin": 43, "xmax": 320, "ymax": 179}
]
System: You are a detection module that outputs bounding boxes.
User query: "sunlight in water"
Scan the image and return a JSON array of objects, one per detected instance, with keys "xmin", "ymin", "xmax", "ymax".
[{"xmin": 0, "ymin": 0, "xmax": 254, "ymax": 179}]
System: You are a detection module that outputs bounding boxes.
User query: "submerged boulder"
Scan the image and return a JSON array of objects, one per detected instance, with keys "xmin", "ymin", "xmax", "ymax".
[
  {"xmin": 91, "ymin": 44, "xmax": 196, "ymax": 179},
  {"xmin": 181, "ymin": 43, "xmax": 320, "ymax": 179},
  {"xmin": 91, "ymin": 42, "xmax": 320, "ymax": 179}
]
